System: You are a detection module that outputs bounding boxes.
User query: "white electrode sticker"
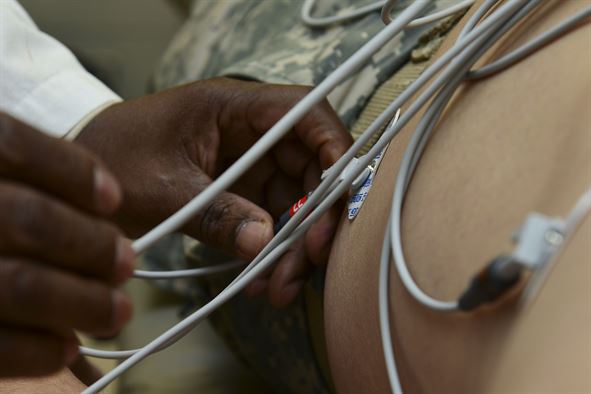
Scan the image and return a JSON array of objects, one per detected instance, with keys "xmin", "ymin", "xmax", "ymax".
[{"xmin": 347, "ymin": 147, "xmax": 387, "ymax": 220}]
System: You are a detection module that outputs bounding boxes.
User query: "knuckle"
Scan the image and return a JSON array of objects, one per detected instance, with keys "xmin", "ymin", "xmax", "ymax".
[
  {"xmin": 64, "ymin": 143, "xmax": 98, "ymax": 183},
  {"xmin": 9, "ymin": 192, "xmax": 53, "ymax": 250},
  {"xmin": 199, "ymin": 198, "xmax": 236, "ymax": 246},
  {"xmin": 86, "ymin": 220, "xmax": 119, "ymax": 268},
  {"xmin": 62, "ymin": 216, "xmax": 111, "ymax": 255},
  {"xmin": 2, "ymin": 261, "xmax": 43, "ymax": 311}
]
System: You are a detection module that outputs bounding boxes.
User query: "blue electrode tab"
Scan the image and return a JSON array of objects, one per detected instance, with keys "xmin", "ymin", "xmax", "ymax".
[
  {"xmin": 346, "ymin": 110, "xmax": 399, "ymax": 220},
  {"xmin": 347, "ymin": 147, "xmax": 387, "ymax": 220}
]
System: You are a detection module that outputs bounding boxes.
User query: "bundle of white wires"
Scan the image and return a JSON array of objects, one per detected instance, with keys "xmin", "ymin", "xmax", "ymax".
[{"xmin": 81, "ymin": 1, "xmax": 591, "ymax": 393}]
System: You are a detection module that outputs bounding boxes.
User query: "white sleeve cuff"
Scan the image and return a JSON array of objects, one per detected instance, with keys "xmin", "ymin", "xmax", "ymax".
[
  {"xmin": 0, "ymin": 0, "xmax": 122, "ymax": 139},
  {"xmin": 64, "ymin": 98, "xmax": 121, "ymax": 141},
  {"xmin": 9, "ymin": 68, "xmax": 122, "ymax": 139}
]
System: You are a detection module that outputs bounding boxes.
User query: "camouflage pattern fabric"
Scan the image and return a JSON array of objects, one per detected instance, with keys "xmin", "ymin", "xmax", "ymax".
[
  {"xmin": 156, "ymin": 0, "xmax": 462, "ymax": 126},
  {"xmin": 145, "ymin": 1, "xmax": 467, "ymax": 393}
]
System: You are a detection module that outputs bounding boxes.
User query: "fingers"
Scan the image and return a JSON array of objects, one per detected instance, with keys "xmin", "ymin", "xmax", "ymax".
[
  {"xmin": 243, "ymin": 242, "xmax": 312, "ymax": 308},
  {"xmin": 247, "ymin": 192, "xmax": 341, "ymax": 307},
  {"xmin": 267, "ymin": 239, "xmax": 313, "ymax": 307},
  {"xmin": 272, "ymin": 139, "xmax": 314, "ymax": 178},
  {"xmin": 305, "ymin": 204, "xmax": 343, "ymax": 265},
  {"xmin": 243, "ymin": 266, "xmax": 273, "ymax": 298},
  {"xmin": 0, "ymin": 258, "xmax": 132, "ymax": 336},
  {"xmin": 185, "ymin": 182, "xmax": 274, "ymax": 261},
  {"xmin": 228, "ymin": 153, "xmax": 276, "ymax": 206},
  {"xmin": 240, "ymin": 83, "xmax": 353, "ymax": 169},
  {"xmin": 0, "ymin": 113, "xmax": 121, "ymax": 215},
  {"xmin": 0, "ymin": 182, "xmax": 135, "ymax": 283},
  {"xmin": 0, "ymin": 327, "xmax": 79, "ymax": 377},
  {"xmin": 215, "ymin": 79, "xmax": 353, "ymax": 170},
  {"xmin": 264, "ymin": 172, "xmax": 302, "ymax": 218},
  {"xmin": 294, "ymin": 98, "xmax": 354, "ymax": 169}
]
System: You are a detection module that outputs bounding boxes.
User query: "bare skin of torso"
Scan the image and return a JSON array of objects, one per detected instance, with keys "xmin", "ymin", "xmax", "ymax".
[{"xmin": 324, "ymin": 1, "xmax": 591, "ymax": 393}]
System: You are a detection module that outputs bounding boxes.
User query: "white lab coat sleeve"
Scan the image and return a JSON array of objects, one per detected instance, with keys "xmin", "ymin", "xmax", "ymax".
[{"xmin": 0, "ymin": 0, "xmax": 122, "ymax": 138}]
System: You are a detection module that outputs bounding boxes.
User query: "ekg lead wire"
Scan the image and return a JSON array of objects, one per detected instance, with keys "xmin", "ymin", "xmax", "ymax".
[
  {"xmin": 382, "ymin": 0, "xmax": 475, "ymax": 26},
  {"xmin": 82, "ymin": 0, "xmax": 524, "ymax": 365},
  {"xmin": 82, "ymin": 0, "xmax": 527, "ymax": 366},
  {"xmin": 380, "ymin": 1, "xmax": 591, "ymax": 392},
  {"xmin": 468, "ymin": 5, "xmax": 591, "ymax": 79},
  {"xmin": 81, "ymin": 1, "xmax": 591, "ymax": 392},
  {"xmin": 81, "ymin": 0, "xmax": 486, "ymax": 371},
  {"xmin": 301, "ymin": 0, "xmax": 386, "ymax": 27},
  {"xmin": 301, "ymin": 0, "xmax": 475, "ymax": 29},
  {"xmin": 218, "ymin": 0, "xmax": 526, "ymax": 300},
  {"xmin": 132, "ymin": 261, "xmax": 244, "ymax": 279},
  {"xmin": 130, "ymin": 0, "xmax": 431, "ymax": 255},
  {"xmin": 382, "ymin": 0, "xmax": 545, "ymax": 390},
  {"xmin": 389, "ymin": 0, "xmax": 542, "ymax": 313},
  {"xmin": 135, "ymin": 3, "xmax": 591, "ymax": 282},
  {"xmin": 82, "ymin": 3, "xmax": 431, "ymax": 390}
]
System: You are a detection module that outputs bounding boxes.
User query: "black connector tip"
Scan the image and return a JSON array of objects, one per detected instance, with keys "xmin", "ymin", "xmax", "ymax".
[{"xmin": 458, "ymin": 255, "xmax": 522, "ymax": 311}]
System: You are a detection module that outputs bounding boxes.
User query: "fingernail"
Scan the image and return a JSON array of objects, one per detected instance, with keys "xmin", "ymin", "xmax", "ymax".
[
  {"xmin": 236, "ymin": 221, "xmax": 272, "ymax": 260},
  {"xmin": 64, "ymin": 340, "xmax": 79, "ymax": 366},
  {"xmin": 94, "ymin": 167, "xmax": 122, "ymax": 213},
  {"xmin": 111, "ymin": 290, "xmax": 133, "ymax": 329},
  {"xmin": 245, "ymin": 278, "xmax": 268, "ymax": 297},
  {"xmin": 114, "ymin": 238, "xmax": 135, "ymax": 283}
]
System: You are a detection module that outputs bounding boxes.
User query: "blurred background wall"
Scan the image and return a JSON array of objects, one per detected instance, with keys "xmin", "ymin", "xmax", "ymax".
[{"xmin": 18, "ymin": 0, "xmax": 188, "ymax": 99}]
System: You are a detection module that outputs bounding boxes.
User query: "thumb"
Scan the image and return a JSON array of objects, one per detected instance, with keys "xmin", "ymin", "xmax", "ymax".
[{"xmin": 187, "ymin": 190, "xmax": 274, "ymax": 261}]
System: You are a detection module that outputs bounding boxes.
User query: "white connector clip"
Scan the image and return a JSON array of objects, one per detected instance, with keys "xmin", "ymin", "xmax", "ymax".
[
  {"xmin": 320, "ymin": 156, "xmax": 371, "ymax": 194},
  {"xmin": 510, "ymin": 212, "xmax": 566, "ymax": 269}
]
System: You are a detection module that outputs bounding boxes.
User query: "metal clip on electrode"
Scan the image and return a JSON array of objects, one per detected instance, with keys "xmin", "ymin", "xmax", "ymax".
[{"xmin": 458, "ymin": 213, "xmax": 566, "ymax": 311}]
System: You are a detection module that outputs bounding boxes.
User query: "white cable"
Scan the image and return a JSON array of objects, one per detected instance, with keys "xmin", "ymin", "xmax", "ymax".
[
  {"xmin": 132, "ymin": 261, "xmax": 244, "ymax": 279},
  {"xmin": 302, "ymin": 0, "xmax": 474, "ymax": 29},
  {"xmin": 81, "ymin": 0, "xmax": 451, "ymax": 367},
  {"xmin": 130, "ymin": 0, "xmax": 431, "ymax": 255},
  {"xmin": 134, "ymin": 0, "xmax": 517, "ymax": 279},
  {"xmin": 407, "ymin": 0, "xmax": 474, "ymax": 28},
  {"xmin": 84, "ymin": 0, "xmax": 524, "ymax": 364},
  {"xmin": 301, "ymin": 0, "xmax": 386, "ymax": 27},
  {"xmin": 379, "ymin": 1, "xmax": 591, "ymax": 392},
  {"xmin": 457, "ymin": 0, "xmax": 498, "ymax": 39},
  {"xmin": 389, "ymin": 81, "xmax": 461, "ymax": 312},
  {"xmin": 565, "ymin": 185, "xmax": 591, "ymax": 236},
  {"xmin": 379, "ymin": 224, "xmax": 404, "ymax": 394},
  {"xmin": 468, "ymin": 5, "xmax": 591, "ymax": 79},
  {"xmin": 82, "ymin": 0, "xmax": 526, "ymax": 366},
  {"xmin": 82, "ymin": 155, "xmax": 368, "ymax": 387},
  {"xmin": 80, "ymin": 1, "xmax": 590, "ymax": 392},
  {"xmin": 81, "ymin": 3, "xmax": 432, "ymax": 390},
  {"xmin": 230, "ymin": 0, "xmax": 525, "ymax": 298},
  {"xmin": 388, "ymin": 0, "xmax": 541, "ymax": 312}
]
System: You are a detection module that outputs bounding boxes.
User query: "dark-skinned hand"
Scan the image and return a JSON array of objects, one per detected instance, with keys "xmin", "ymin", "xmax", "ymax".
[
  {"xmin": 0, "ymin": 113, "xmax": 135, "ymax": 378},
  {"xmin": 78, "ymin": 77, "xmax": 353, "ymax": 307}
]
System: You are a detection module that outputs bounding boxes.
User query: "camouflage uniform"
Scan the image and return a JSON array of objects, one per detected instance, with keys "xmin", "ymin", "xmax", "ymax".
[{"xmin": 144, "ymin": 1, "xmax": 466, "ymax": 393}]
